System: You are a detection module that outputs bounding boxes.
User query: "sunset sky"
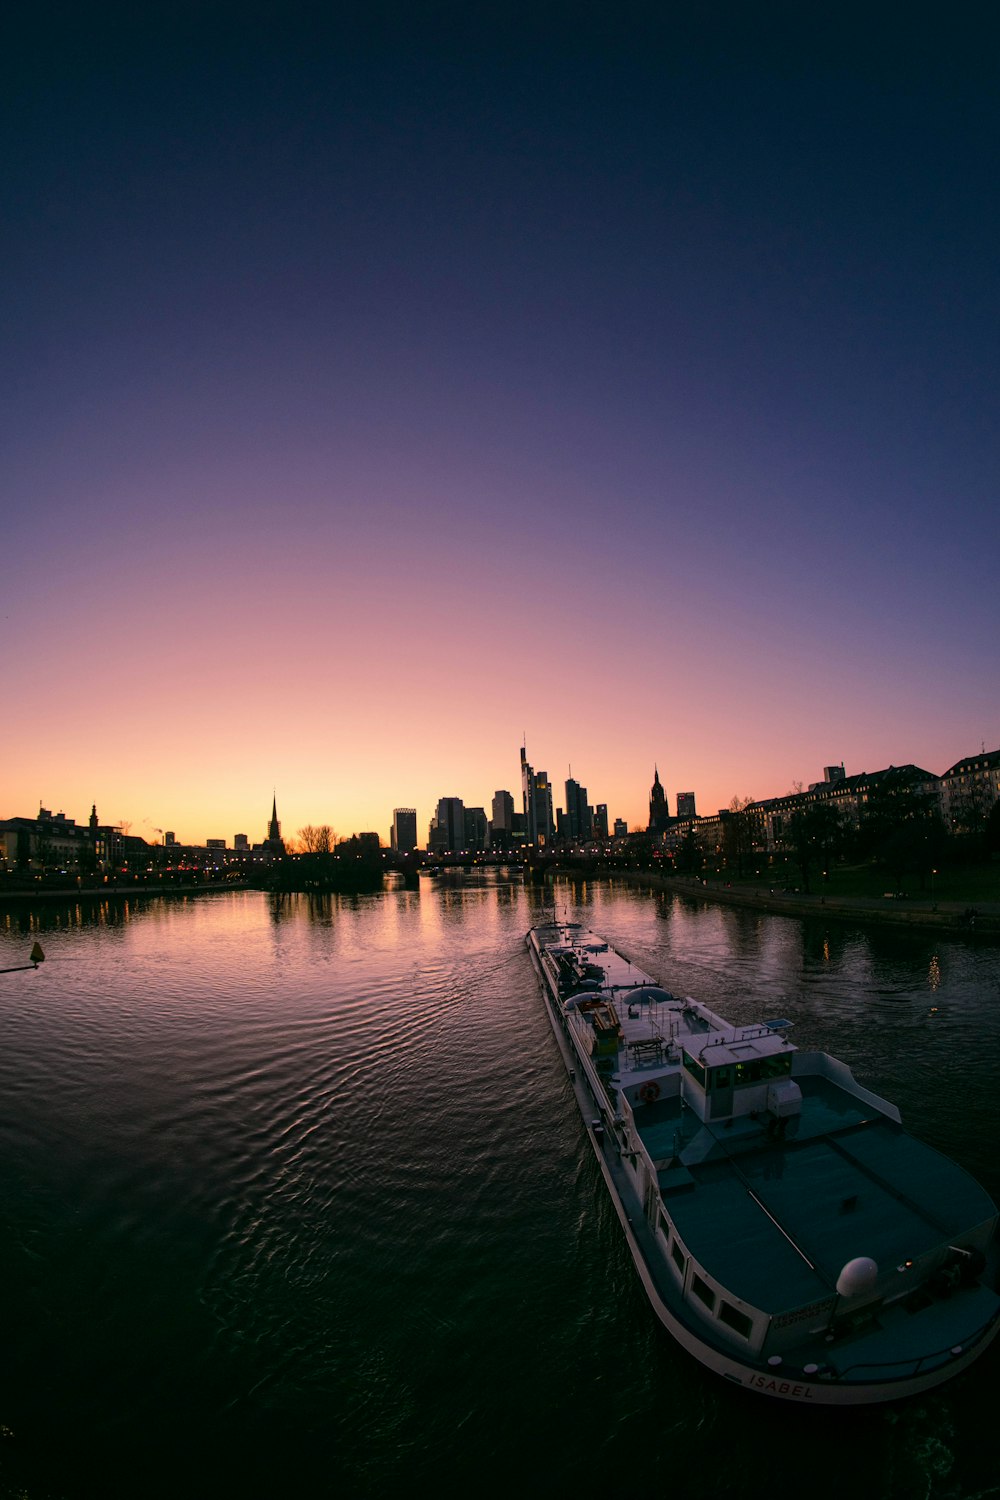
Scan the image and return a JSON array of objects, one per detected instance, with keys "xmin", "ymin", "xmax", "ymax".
[{"xmin": 6, "ymin": 6, "xmax": 998, "ymax": 844}]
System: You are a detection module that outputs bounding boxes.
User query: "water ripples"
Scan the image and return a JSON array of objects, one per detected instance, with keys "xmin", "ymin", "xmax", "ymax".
[{"xmin": 1, "ymin": 881, "xmax": 999, "ymax": 1498}]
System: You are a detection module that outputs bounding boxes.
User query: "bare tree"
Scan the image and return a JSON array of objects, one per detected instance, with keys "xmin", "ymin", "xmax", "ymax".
[{"xmin": 298, "ymin": 825, "xmax": 335, "ymax": 854}]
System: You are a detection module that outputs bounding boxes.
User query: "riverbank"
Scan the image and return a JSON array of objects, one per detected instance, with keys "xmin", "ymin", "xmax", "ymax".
[
  {"xmin": 613, "ymin": 871, "xmax": 1000, "ymax": 937},
  {"xmin": 0, "ymin": 879, "xmax": 252, "ymax": 906}
]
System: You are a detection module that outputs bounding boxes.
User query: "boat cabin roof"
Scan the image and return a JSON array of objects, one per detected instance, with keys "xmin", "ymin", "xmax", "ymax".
[{"xmin": 687, "ymin": 1028, "xmax": 791, "ymax": 1069}]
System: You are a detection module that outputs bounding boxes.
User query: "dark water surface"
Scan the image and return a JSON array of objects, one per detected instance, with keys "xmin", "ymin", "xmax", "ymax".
[{"xmin": 1, "ymin": 877, "xmax": 998, "ymax": 1499}]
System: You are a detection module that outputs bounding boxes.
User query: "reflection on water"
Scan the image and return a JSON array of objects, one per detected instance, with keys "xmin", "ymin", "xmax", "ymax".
[
  {"xmin": 1, "ymin": 896, "xmax": 143, "ymax": 935},
  {"xmin": 0, "ymin": 876, "xmax": 997, "ymax": 1500}
]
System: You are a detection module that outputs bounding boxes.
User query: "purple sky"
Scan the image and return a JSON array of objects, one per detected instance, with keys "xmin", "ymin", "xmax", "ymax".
[{"xmin": 4, "ymin": 6, "xmax": 998, "ymax": 842}]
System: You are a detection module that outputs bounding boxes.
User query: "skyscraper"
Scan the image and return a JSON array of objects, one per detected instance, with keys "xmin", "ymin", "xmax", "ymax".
[
  {"xmin": 520, "ymin": 746, "xmax": 534, "ymax": 840},
  {"xmin": 564, "ymin": 776, "xmax": 592, "ymax": 842},
  {"xmin": 676, "ymin": 792, "xmax": 697, "ymax": 820},
  {"xmin": 490, "ymin": 790, "xmax": 515, "ymax": 849},
  {"xmin": 491, "ymin": 789, "xmax": 513, "ymax": 827},
  {"xmin": 391, "ymin": 808, "xmax": 418, "ymax": 853},
  {"xmin": 429, "ymin": 797, "xmax": 465, "ymax": 853},
  {"xmin": 464, "ymin": 807, "xmax": 488, "ymax": 852},
  {"xmin": 520, "ymin": 745, "xmax": 555, "ymax": 848},
  {"xmin": 536, "ymin": 772, "xmax": 555, "ymax": 847}
]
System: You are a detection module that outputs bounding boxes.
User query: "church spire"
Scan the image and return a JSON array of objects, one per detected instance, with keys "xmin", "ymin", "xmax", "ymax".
[{"xmin": 649, "ymin": 764, "xmax": 668, "ymax": 832}]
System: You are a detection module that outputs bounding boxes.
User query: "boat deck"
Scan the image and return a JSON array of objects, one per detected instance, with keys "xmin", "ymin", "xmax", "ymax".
[
  {"xmin": 635, "ymin": 1073, "xmax": 877, "ymax": 1163},
  {"xmin": 634, "ymin": 1076, "xmax": 996, "ymax": 1314}
]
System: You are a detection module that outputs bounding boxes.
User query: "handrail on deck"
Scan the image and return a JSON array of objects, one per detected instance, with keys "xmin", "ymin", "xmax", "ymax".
[{"xmin": 833, "ymin": 1307, "xmax": 1000, "ymax": 1381}]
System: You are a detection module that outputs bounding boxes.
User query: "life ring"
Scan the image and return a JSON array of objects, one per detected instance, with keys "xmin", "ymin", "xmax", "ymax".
[{"xmin": 638, "ymin": 1081, "xmax": 661, "ymax": 1103}]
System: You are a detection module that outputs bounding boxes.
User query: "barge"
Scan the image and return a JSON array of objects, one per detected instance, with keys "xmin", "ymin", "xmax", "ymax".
[{"xmin": 527, "ymin": 921, "xmax": 999, "ymax": 1403}]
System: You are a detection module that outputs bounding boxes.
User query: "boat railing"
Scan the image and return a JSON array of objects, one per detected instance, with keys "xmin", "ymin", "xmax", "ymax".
[
  {"xmin": 700, "ymin": 1024, "xmax": 775, "ymax": 1051},
  {"xmin": 832, "ymin": 1307, "xmax": 1000, "ymax": 1383}
]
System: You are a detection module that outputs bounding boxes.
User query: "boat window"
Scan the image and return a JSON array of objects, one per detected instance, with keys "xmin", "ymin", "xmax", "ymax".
[
  {"xmin": 671, "ymin": 1240, "xmax": 686, "ymax": 1277},
  {"xmin": 733, "ymin": 1059, "xmax": 763, "ymax": 1085},
  {"xmin": 709, "ymin": 1068, "xmax": 730, "ymax": 1091},
  {"xmin": 691, "ymin": 1273, "xmax": 715, "ymax": 1310},
  {"xmin": 763, "ymin": 1053, "xmax": 793, "ymax": 1079},
  {"xmin": 682, "ymin": 1051, "xmax": 706, "ymax": 1087},
  {"xmin": 718, "ymin": 1302, "xmax": 753, "ymax": 1340}
]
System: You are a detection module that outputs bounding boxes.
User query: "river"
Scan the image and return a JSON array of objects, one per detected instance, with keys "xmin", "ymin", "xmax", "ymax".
[{"xmin": 1, "ymin": 875, "xmax": 997, "ymax": 1499}]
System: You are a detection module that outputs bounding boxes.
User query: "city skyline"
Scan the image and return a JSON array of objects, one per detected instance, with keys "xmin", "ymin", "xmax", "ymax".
[
  {"xmin": 6, "ymin": 10, "xmax": 998, "ymax": 843},
  {"xmin": 6, "ymin": 731, "xmax": 998, "ymax": 852}
]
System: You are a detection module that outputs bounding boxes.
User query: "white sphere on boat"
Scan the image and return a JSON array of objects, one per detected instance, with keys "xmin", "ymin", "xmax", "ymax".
[{"xmin": 836, "ymin": 1257, "xmax": 879, "ymax": 1297}]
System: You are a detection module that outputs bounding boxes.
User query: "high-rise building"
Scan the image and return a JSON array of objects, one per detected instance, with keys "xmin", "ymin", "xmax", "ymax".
[
  {"xmin": 464, "ymin": 807, "xmax": 488, "ymax": 852},
  {"xmin": 520, "ymin": 746, "xmax": 535, "ymax": 841},
  {"xmin": 613, "ymin": 817, "xmax": 628, "ymax": 838},
  {"xmin": 594, "ymin": 804, "xmax": 609, "ymax": 841},
  {"xmin": 564, "ymin": 777, "xmax": 592, "ymax": 842},
  {"xmin": 491, "ymin": 790, "xmax": 514, "ymax": 833},
  {"xmin": 391, "ymin": 808, "xmax": 418, "ymax": 853},
  {"xmin": 520, "ymin": 745, "xmax": 555, "ymax": 847},
  {"xmin": 533, "ymin": 770, "xmax": 555, "ymax": 847},
  {"xmin": 676, "ymin": 792, "xmax": 697, "ymax": 820},
  {"xmin": 648, "ymin": 766, "xmax": 670, "ymax": 833},
  {"xmin": 429, "ymin": 797, "xmax": 465, "ymax": 853},
  {"xmin": 234, "ymin": 833, "xmax": 249, "ymax": 852}
]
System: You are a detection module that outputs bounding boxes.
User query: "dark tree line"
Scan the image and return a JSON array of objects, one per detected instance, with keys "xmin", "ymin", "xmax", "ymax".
[
  {"xmin": 708, "ymin": 768, "xmax": 974, "ymax": 893},
  {"xmin": 265, "ymin": 826, "xmax": 384, "ymax": 893}
]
